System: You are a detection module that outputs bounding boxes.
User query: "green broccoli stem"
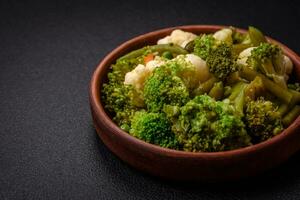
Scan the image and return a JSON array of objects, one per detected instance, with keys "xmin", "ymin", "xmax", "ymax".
[
  {"xmin": 282, "ymin": 105, "xmax": 300, "ymax": 127},
  {"xmin": 228, "ymin": 82, "xmax": 248, "ymax": 101},
  {"xmin": 239, "ymin": 66, "xmax": 293, "ymax": 104},
  {"xmin": 208, "ymin": 82, "xmax": 224, "ymax": 100},
  {"xmin": 192, "ymin": 76, "xmax": 218, "ymax": 96},
  {"xmin": 118, "ymin": 44, "xmax": 188, "ymax": 61}
]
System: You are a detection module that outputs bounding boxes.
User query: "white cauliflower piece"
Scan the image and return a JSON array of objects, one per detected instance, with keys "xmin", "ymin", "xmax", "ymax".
[
  {"xmin": 157, "ymin": 29, "xmax": 197, "ymax": 48},
  {"xmin": 124, "ymin": 56, "xmax": 165, "ymax": 90},
  {"xmin": 213, "ymin": 28, "xmax": 233, "ymax": 44},
  {"xmin": 185, "ymin": 54, "xmax": 210, "ymax": 83},
  {"xmin": 237, "ymin": 47, "xmax": 293, "ymax": 82},
  {"xmin": 237, "ymin": 47, "xmax": 256, "ymax": 66}
]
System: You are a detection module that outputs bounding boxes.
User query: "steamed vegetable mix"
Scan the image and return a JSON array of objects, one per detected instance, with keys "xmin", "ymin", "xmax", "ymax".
[{"xmin": 102, "ymin": 26, "xmax": 300, "ymax": 152}]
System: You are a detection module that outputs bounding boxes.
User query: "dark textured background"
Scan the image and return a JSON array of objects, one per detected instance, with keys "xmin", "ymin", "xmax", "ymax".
[{"xmin": 1, "ymin": 0, "xmax": 300, "ymax": 199}]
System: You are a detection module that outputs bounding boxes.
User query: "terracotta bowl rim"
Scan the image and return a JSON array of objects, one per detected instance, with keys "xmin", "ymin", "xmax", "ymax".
[{"xmin": 89, "ymin": 25, "xmax": 300, "ymax": 158}]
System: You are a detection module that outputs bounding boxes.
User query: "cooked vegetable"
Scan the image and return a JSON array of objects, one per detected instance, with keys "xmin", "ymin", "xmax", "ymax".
[
  {"xmin": 170, "ymin": 95, "xmax": 251, "ymax": 152},
  {"xmin": 206, "ymin": 43, "xmax": 239, "ymax": 80},
  {"xmin": 246, "ymin": 43, "xmax": 287, "ymax": 88},
  {"xmin": 143, "ymin": 65, "xmax": 190, "ymax": 112},
  {"xmin": 248, "ymin": 26, "xmax": 267, "ymax": 46},
  {"xmin": 102, "ymin": 26, "xmax": 300, "ymax": 152},
  {"xmin": 130, "ymin": 111, "xmax": 179, "ymax": 149},
  {"xmin": 119, "ymin": 44, "xmax": 188, "ymax": 61},
  {"xmin": 244, "ymin": 98, "xmax": 283, "ymax": 143},
  {"xmin": 282, "ymin": 105, "xmax": 300, "ymax": 127},
  {"xmin": 208, "ymin": 82, "xmax": 224, "ymax": 100},
  {"xmin": 193, "ymin": 34, "xmax": 216, "ymax": 60}
]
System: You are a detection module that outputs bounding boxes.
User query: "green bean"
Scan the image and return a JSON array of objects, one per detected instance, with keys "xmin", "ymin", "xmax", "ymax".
[
  {"xmin": 118, "ymin": 44, "xmax": 188, "ymax": 61},
  {"xmin": 227, "ymin": 72, "xmax": 242, "ymax": 85},
  {"xmin": 228, "ymin": 82, "xmax": 248, "ymax": 101},
  {"xmin": 234, "ymin": 89, "xmax": 245, "ymax": 116},
  {"xmin": 149, "ymin": 44, "xmax": 188, "ymax": 55},
  {"xmin": 232, "ymin": 43, "xmax": 252, "ymax": 55},
  {"xmin": 278, "ymin": 104, "xmax": 289, "ymax": 117},
  {"xmin": 244, "ymin": 76, "xmax": 264, "ymax": 100},
  {"xmin": 239, "ymin": 66, "xmax": 258, "ymax": 81},
  {"xmin": 289, "ymin": 89, "xmax": 300, "ymax": 107},
  {"xmin": 282, "ymin": 105, "xmax": 300, "ymax": 127},
  {"xmin": 193, "ymin": 76, "xmax": 218, "ymax": 96},
  {"xmin": 239, "ymin": 66, "xmax": 293, "ymax": 104},
  {"xmin": 261, "ymin": 76, "xmax": 293, "ymax": 104},
  {"xmin": 248, "ymin": 26, "xmax": 267, "ymax": 46},
  {"xmin": 224, "ymin": 86, "xmax": 232, "ymax": 97},
  {"xmin": 118, "ymin": 47, "xmax": 148, "ymax": 61},
  {"xmin": 208, "ymin": 82, "xmax": 224, "ymax": 101}
]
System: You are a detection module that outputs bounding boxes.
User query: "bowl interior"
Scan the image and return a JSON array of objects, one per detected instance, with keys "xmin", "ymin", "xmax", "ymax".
[{"xmin": 90, "ymin": 25, "xmax": 300, "ymax": 157}]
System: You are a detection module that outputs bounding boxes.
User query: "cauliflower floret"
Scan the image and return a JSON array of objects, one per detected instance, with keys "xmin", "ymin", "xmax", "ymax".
[
  {"xmin": 124, "ymin": 64, "xmax": 149, "ymax": 90},
  {"xmin": 185, "ymin": 54, "xmax": 210, "ymax": 83},
  {"xmin": 145, "ymin": 57, "xmax": 165, "ymax": 72},
  {"xmin": 237, "ymin": 47, "xmax": 256, "ymax": 66},
  {"xmin": 157, "ymin": 29, "xmax": 197, "ymax": 48},
  {"xmin": 237, "ymin": 47, "xmax": 293, "ymax": 81},
  {"xmin": 213, "ymin": 28, "xmax": 233, "ymax": 44},
  {"xmin": 124, "ymin": 56, "xmax": 165, "ymax": 90}
]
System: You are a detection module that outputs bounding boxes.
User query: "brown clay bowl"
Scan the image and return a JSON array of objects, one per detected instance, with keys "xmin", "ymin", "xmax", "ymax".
[{"xmin": 89, "ymin": 25, "xmax": 300, "ymax": 181}]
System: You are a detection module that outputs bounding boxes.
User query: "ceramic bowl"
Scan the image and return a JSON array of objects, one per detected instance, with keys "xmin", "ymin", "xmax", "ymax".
[{"xmin": 89, "ymin": 25, "xmax": 300, "ymax": 181}]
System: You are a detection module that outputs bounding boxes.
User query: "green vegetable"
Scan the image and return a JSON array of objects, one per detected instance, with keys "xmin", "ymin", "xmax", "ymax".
[
  {"xmin": 102, "ymin": 84, "xmax": 138, "ymax": 131},
  {"xmin": 102, "ymin": 56, "xmax": 146, "ymax": 130},
  {"xmin": 282, "ymin": 105, "xmax": 300, "ymax": 127},
  {"xmin": 228, "ymin": 82, "xmax": 248, "ymax": 101},
  {"xmin": 244, "ymin": 98, "xmax": 283, "ymax": 143},
  {"xmin": 130, "ymin": 111, "xmax": 179, "ymax": 149},
  {"xmin": 206, "ymin": 43, "xmax": 239, "ymax": 80},
  {"xmin": 170, "ymin": 95, "xmax": 251, "ymax": 152},
  {"xmin": 244, "ymin": 76, "xmax": 265, "ymax": 101},
  {"xmin": 239, "ymin": 66, "xmax": 293, "ymax": 104},
  {"xmin": 184, "ymin": 40, "xmax": 195, "ymax": 52},
  {"xmin": 248, "ymin": 26, "xmax": 267, "ymax": 46},
  {"xmin": 143, "ymin": 65, "xmax": 190, "ymax": 112},
  {"xmin": 208, "ymin": 82, "xmax": 224, "ymax": 100},
  {"xmin": 162, "ymin": 51, "xmax": 173, "ymax": 59},
  {"xmin": 247, "ymin": 43, "xmax": 287, "ymax": 88},
  {"xmin": 193, "ymin": 34, "xmax": 216, "ymax": 60},
  {"xmin": 192, "ymin": 76, "xmax": 218, "ymax": 96},
  {"xmin": 102, "ymin": 26, "xmax": 300, "ymax": 152},
  {"xmin": 118, "ymin": 44, "xmax": 188, "ymax": 61},
  {"xmin": 288, "ymin": 83, "xmax": 300, "ymax": 92}
]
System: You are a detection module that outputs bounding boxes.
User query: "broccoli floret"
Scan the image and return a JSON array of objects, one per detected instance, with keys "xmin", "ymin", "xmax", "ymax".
[
  {"xmin": 206, "ymin": 43, "xmax": 239, "ymax": 80},
  {"xmin": 143, "ymin": 65, "xmax": 190, "ymax": 112},
  {"xmin": 244, "ymin": 97, "xmax": 283, "ymax": 143},
  {"xmin": 247, "ymin": 43, "xmax": 287, "ymax": 88},
  {"xmin": 102, "ymin": 83, "xmax": 139, "ymax": 131},
  {"xmin": 108, "ymin": 56, "xmax": 145, "ymax": 84},
  {"xmin": 193, "ymin": 34, "xmax": 216, "ymax": 60},
  {"xmin": 170, "ymin": 95, "xmax": 251, "ymax": 152},
  {"xmin": 130, "ymin": 111, "xmax": 179, "ymax": 149},
  {"xmin": 102, "ymin": 56, "xmax": 145, "ymax": 130}
]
